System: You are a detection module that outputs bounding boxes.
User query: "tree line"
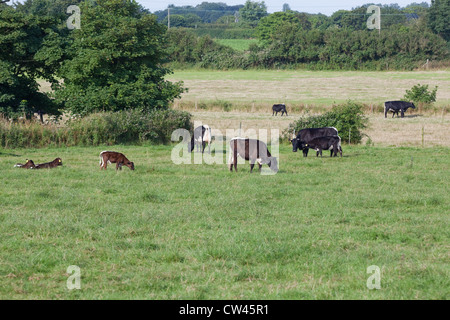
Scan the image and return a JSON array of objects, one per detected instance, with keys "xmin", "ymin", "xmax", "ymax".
[{"xmin": 1, "ymin": 0, "xmax": 449, "ymax": 122}]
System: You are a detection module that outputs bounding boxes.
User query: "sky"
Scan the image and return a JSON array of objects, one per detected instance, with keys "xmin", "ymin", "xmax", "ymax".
[{"xmin": 136, "ymin": 0, "xmax": 431, "ymax": 15}]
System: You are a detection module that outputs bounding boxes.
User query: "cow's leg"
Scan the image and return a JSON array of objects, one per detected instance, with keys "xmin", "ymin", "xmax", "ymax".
[
  {"xmin": 250, "ymin": 162, "xmax": 255, "ymax": 173},
  {"xmin": 385, "ymin": 108, "xmax": 387, "ymax": 118},
  {"xmin": 229, "ymin": 154, "xmax": 234, "ymax": 171},
  {"xmin": 401, "ymin": 109, "xmax": 405, "ymax": 118},
  {"xmin": 319, "ymin": 149, "xmax": 323, "ymax": 157},
  {"xmin": 303, "ymin": 148, "xmax": 308, "ymax": 157},
  {"xmin": 233, "ymin": 153, "xmax": 238, "ymax": 172},
  {"xmin": 202, "ymin": 141, "xmax": 206, "ymax": 153}
]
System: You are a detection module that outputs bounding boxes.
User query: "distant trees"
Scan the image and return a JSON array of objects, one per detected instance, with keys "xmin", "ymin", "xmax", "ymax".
[
  {"xmin": 239, "ymin": 0, "xmax": 268, "ymax": 26},
  {"xmin": 256, "ymin": 11, "xmax": 310, "ymax": 43},
  {"xmin": 154, "ymin": 2, "xmax": 243, "ymax": 24},
  {"xmin": 428, "ymin": 0, "xmax": 450, "ymax": 41}
]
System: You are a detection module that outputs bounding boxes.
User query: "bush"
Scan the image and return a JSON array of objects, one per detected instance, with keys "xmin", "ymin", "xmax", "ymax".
[
  {"xmin": 404, "ymin": 84, "xmax": 438, "ymax": 106},
  {"xmin": 0, "ymin": 109, "xmax": 193, "ymax": 148},
  {"xmin": 284, "ymin": 101, "xmax": 369, "ymax": 144}
]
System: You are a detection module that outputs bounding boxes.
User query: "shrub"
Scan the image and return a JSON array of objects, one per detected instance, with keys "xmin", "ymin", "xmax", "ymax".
[
  {"xmin": 284, "ymin": 101, "xmax": 368, "ymax": 144},
  {"xmin": 404, "ymin": 84, "xmax": 438, "ymax": 106},
  {"xmin": 0, "ymin": 109, "xmax": 193, "ymax": 148}
]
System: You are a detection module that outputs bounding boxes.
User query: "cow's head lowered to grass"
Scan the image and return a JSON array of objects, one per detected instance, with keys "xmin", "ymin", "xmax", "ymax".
[{"xmin": 229, "ymin": 138, "xmax": 278, "ymax": 173}]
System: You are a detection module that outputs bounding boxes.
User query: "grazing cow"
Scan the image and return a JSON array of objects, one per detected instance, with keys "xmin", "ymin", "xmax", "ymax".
[
  {"xmin": 34, "ymin": 158, "xmax": 63, "ymax": 169},
  {"xmin": 272, "ymin": 104, "xmax": 288, "ymax": 116},
  {"xmin": 291, "ymin": 127, "xmax": 339, "ymax": 157},
  {"xmin": 384, "ymin": 101, "xmax": 416, "ymax": 118},
  {"xmin": 229, "ymin": 137, "xmax": 278, "ymax": 173},
  {"xmin": 188, "ymin": 125, "xmax": 212, "ymax": 154},
  {"xmin": 300, "ymin": 136, "xmax": 342, "ymax": 157},
  {"xmin": 14, "ymin": 159, "xmax": 36, "ymax": 169},
  {"xmin": 99, "ymin": 151, "xmax": 134, "ymax": 171}
]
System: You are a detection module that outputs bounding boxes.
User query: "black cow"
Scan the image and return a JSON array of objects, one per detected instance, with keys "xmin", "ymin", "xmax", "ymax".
[
  {"xmin": 291, "ymin": 127, "xmax": 338, "ymax": 157},
  {"xmin": 188, "ymin": 125, "xmax": 212, "ymax": 154},
  {"xmin": 384, "ymin": 101, "xmax": 416, "ymax": 118},
  {"xmin": 229, "ymin": 138, "xmax": 278, "ymax": 173},
  {"xmin": 272, "ymin": 104, "xmax": 288, "ymax": 116},
  {"xmin": 300, "ymin": 136, "xmax": 342, "ymax": 157}
]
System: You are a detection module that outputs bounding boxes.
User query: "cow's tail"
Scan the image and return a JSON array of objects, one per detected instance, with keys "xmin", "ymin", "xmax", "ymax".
[
  {"xmin": 338, "ymin": 136, "xmax": 343, "ymax": 156},
  {"xmin": 99, "ymin": 151, "xmax": 105, "ymax": 166}
]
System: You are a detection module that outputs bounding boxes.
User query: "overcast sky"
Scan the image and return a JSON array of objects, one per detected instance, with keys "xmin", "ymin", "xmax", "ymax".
[{"xmin": 137, "ymin": 1, "xmax": 431, "ymax": 15}]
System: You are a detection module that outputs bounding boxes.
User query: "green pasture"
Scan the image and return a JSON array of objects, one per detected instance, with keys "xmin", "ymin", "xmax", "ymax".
[{"xmin": 0, "ymin": 144, "xmax": 448, "ymax": 299}]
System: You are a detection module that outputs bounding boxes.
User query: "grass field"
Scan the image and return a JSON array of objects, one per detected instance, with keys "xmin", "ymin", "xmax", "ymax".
[
  {"xmin": 9, "ymin": 70, "xmax": 449, "ymax": 300},
  {"xmin": 0, "ymin": 144, "xmax": 449, "ymax": 299},
  {"xmin": 167, "ymin": 70, "xmax": 450, "ymax": 108}
]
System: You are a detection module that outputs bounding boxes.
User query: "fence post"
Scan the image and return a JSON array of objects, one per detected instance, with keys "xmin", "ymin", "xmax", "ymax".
[
  {"xmin": 421, "ymin": 126, "xmax": 424, "ymax": 148},
  {"xmin": 348, "ymin": 127, "xmax": 351, "ymax": 145}
]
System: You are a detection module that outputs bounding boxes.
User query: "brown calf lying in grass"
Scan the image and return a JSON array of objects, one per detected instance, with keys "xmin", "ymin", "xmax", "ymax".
[
  {"xmin": 14, "ymin": 158, "xmax": 62, "ymax": 169},
  {"xmin": 14, "ymin": 159, "xmax": 36, "ymax": 169},
  {"xmin": 99, "ymin": 151, "xmax": 135, "ymax": 171},
  {"xmin": 35, "ymin": 158, "xmax": 63, "ymax": 169}
]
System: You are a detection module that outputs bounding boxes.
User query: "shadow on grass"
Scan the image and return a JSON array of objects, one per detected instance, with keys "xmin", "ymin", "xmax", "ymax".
[{"xmin": 0, "ymin": 151, "xmax": 21, "ymax": 157}]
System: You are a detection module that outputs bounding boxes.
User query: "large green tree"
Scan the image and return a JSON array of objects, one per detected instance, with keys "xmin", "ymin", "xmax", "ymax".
[
  {"xmin": 55, "ymin": 0, "xmax": 184, "ymax": 115},
  {"xmin": 0, "ymin": 5, "xmax": 63, "ymax": 120}
]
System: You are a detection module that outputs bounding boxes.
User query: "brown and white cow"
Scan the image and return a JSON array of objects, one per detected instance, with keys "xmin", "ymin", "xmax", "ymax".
[
  {"xmin": 34, "ymin": 158, "xmax": 63, "ymax": 169},
  {"xmin": 229, "ymin": 137, "xmax": 278, "ymax": 173},
  {"xmin": 99, "ymin": 151, "xmax": 134, "ymax": 170},
  {"xmin": 14, "ymin": 159, "xmax": 36, "ymax": 169}
]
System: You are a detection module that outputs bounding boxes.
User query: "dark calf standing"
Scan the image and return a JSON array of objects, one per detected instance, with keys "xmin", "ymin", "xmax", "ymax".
[
  {"xmin": 272, "ymin": 104, "xmax": 288, "ymax": 116},
  {"xmin": 14, "ymin": 159, "xmax": 36, "ymax": 169},
  {"xmin": 291, "ymin": 127, "xmax": 338, "ymax": 157},
  {"xmin": 229, "ymin": 138, "xmax": 278, "ymax": 173},
  {"xmin": 384, "ymin": 101, "xmax": 416, "ymax": 118},
  {"xmin": 300, "ymin": 136, "xmax": 342, "ymax": 157},
  {"xmin": 34, "ymin": 158, "xmax": 63, "ymax": 169},
  {"xmin": 100, "ymin": 151, "xmax": 134, "ymax": 170}
]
